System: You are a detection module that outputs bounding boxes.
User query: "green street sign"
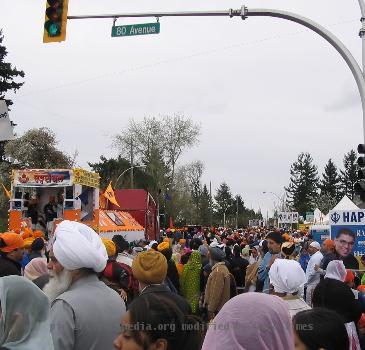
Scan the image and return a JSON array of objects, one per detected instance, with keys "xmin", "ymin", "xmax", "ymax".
[{"xmin": 111, "ymin": 23, "xmax": 160, "ymax": 37}]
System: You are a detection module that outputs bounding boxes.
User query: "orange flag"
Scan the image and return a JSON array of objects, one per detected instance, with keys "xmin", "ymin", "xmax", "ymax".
[
  {"xmin": 103, "ymin": 182, "xmax": 120, "ymax": 207},
  {"xmin": 1, "ymin": 183, "xmax": 11, "ymax": 199}
]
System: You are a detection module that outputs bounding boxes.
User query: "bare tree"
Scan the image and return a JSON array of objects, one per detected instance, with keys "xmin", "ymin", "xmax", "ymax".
[{"xmin": 162, "ymin": 114, "xmax": 201, "ymax": 184}]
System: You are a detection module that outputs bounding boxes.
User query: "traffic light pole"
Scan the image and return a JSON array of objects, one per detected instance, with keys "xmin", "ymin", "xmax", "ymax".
[
  {"xmin": 68, "ymin": 5, "xmax": 365, "ymax": 142},
  {"xmin": 358, "ymin": 0, "xmax": 365, "ymax": 76}
]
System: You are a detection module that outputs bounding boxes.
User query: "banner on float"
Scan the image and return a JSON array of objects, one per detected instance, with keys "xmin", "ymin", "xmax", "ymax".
[
  {"xmin": 278, "ymin": 212, "xmax": 299, "ymax": 224},
  {"xmin": 13, "ymin": 169, "xmax": 73, "ymax": 187},
  {"xmin": 329, "ymin": 209, "xmax": 365, "ymax": 256}
]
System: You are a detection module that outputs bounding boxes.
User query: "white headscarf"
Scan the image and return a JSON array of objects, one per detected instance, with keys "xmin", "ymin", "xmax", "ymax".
[
  {"xmin": 325, "ymin": 260, "xmax": 346, "ymax": 282},
  {"xmin": 269, "ymin": 259, "xmax": 306, "ymax": 294},
  {"xmin": 53, "ymin": 220, "xmax": 108, "ymax": 273},
  {"xmin": 0, "ymin": 276, "xmax": 54, "ymax": 350}
]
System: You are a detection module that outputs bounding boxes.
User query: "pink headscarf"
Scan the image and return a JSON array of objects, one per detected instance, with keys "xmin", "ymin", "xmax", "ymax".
[
  {"xmin": 24, "ymin": 258, "xmax": 48, "ymax": 281},
  {"xmin": 202, "ymin": 293, "xmax": 294, "ymax": 350}
]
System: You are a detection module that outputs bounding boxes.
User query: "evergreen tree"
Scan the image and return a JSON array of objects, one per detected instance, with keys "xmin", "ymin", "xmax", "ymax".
[
  {"xmin": 88, "ymin": 155, "xmax": 154, "ymax": 190},
  {"xmin": 320, "ymin": 159, "xmax": 341, "ymax": 200},
  {"xmin": 199, "ymin": 184, "xmax": 211, "ymax": 226},
  {"xmin": 340, "ymin": 150, "xmax": 358, "ymax": 200},
  {"xmin": 0, "ymin": 29, "xmax": 25, "ymax": 160},
  {"xmin": 214, "ymin": 182, "xmax": 234, "ymax": 225},
  {"xmin": 0, "ymin": 29, "xmax": 25, "ymax": 108},
  {"xmin": 285, "ymin": 152, "xmax": 319, "ymax": 216}
]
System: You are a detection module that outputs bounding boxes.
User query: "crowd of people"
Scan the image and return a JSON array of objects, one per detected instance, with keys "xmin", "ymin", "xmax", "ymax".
[{"xmin": 0, "ymin": 223, "xmax": 364, "ymax": 349}]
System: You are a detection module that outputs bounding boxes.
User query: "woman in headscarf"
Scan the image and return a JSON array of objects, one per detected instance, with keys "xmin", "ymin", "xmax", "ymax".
[
  {"xmin": 269, "ymin": 259, "xmax": 310, "ymax": 318},
  {"xmin": 0, "ymin": 275, "xmax": 54, "ymax": 350},
  {"xmin": 181, "ymin": 251, "xmax": 202, "ymax": 314},
  {"xmin": 313, "ymin": 278, "xmax": 362, "ymax": 350},
  {"xmin": 201, "ymin": 293, "xmax": 294, "ymax": 350}
]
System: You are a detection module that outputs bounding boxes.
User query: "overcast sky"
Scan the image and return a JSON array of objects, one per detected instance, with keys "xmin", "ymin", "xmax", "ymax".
[{"xmin": 1, "ymin": 0, "xmax": 363, "ymax": 217}]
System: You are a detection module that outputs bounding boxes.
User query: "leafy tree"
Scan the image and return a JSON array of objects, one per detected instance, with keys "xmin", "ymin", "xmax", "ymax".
[
  {"xmin": 4, "ymin": 127, "xmax": 73, "ymax": 169},
  {"xmin": 285, "ymin": 152, "xmax": 319, "ymax": 216},
  {"xmin": 0, "ymin": 29, "xmax": 25, "ymax": 108},
  {"xmin": 340, "ymin": 150, "xmax": 358, "ymax": 200},
  {"xmin": 320, "ymin": 159, "xmax": 341, "ymax": 200}
]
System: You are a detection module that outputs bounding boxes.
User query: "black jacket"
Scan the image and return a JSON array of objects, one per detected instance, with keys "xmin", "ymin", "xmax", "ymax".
[
  {"xmin": 167, "ymin": 259, "xmax": 180, "ymax": 293},
  {"xmin": 139, "ymin": 284, "xmax": 191, "ymax": 315},
  {"xmin": 321, "ymin": 252, "xmax": 359, "ymax": 270},
  {"xmin": 0, "ymin": 255, "xmax": 22, "ymax": 277}
]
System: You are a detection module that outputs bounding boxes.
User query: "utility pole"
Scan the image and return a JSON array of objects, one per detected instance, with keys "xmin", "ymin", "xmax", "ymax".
[
  {"xmin": 236, "ymin": 196, "xmax": 239, "ymax": 229},
  {"xmin": 209, "ymin": 181, "xmax": 213, "ymax": 227},
  {"xmin": 130, "ymin": 137, "xmax": 134, "ymax": 189}
]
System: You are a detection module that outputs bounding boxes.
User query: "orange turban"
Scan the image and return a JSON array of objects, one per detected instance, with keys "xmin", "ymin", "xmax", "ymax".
[
  {"xmin": 21, "ymin": 228, "xmax": 33, "ymax": 240},
  {"xmin": 0, "ymin": 232, "xmax": 25, "ymax": 253},
  {"xmin": 358, "ymin": 285, "xmax": 365, "ymax": 293},
  {"xmin": 323, "ymin": 239, "xmax": 335, "ymax": 249},
  {"xmin": 358, "ymin": 314, "xmax": 365, "ymax": 329},
  {"xmin": 179, "ymin": 239, "xmax": 186, "ymax": 245},
  {"xmin": 33, "ymin": 230, "xmax": 45, "ymax": 239},
  {"xmin": 345, "ymin": 270, "xmax": 355, "ymax": 283}
]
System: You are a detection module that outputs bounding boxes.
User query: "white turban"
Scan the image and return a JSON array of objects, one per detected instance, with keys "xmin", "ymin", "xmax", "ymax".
[
  {"xmin": 269, "ymin": 259, "xmax": 306, "ymax": 295},
  {"xmin": 53, "ymin": 220, "xmax": 108, "ymax": 273}
]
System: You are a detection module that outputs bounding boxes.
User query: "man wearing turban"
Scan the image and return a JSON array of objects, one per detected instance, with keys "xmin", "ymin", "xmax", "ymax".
[
  {"xmin": 44, "ymin": 221, "xmax": 126, "ymax": 350},
  {"xmin": 0, "ymin": 232, "xmax": 25, "ymax": 277},
  {"xmin": 204, "ymin": 246, "xmax": 231, "ymax": 321}
]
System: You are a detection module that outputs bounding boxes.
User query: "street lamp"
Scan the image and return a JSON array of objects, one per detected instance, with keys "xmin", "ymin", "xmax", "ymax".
[{"xmin": 115, "ymin": 165, "xmax": 146, "ymax": 189}]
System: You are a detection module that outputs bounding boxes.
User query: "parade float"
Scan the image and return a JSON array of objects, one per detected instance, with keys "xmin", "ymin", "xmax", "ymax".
[{"xmin": 7, "ymin": 168, "xmax": 145, "ymax": 242}]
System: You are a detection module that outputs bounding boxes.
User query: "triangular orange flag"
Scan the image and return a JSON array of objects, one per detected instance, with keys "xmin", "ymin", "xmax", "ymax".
[{"xmin": 103, "ymin": 182, "xmax": 120, "ymax": 207}]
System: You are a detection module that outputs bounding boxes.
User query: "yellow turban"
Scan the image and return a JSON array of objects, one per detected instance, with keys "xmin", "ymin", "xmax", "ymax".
[
  {"xmin": 101, "ymin": 238, "xmax": 117, "ymax": 258},
  {"xmin": 157, "ymin": 242, "xmax": 169, "ymax": 252},
  {"xmin": 163, "ymin": 238, "xmax": 170, "ymax": 243},
  {"xmin": 23, "ymin": 237, "xmax": 35, "ymax": 250},
  {"xmin": 132, "ymin": 250, "xmax": 167, "ymax": 284}
]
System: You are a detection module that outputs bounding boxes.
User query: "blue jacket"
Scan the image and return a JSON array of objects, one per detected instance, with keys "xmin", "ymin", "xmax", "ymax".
[{"xmin": 258, "ymin": 252, "xmax": 273, "ymax": 294}]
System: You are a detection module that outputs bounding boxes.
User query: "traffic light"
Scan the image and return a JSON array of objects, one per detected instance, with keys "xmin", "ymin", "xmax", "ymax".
[
  {"xmin": 43, "ymin": 0, "xmax": 69, "ymax": 43},
  {"xmin": 355, "ymin": 144, "xmax": 365, "ymax": 200}
]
